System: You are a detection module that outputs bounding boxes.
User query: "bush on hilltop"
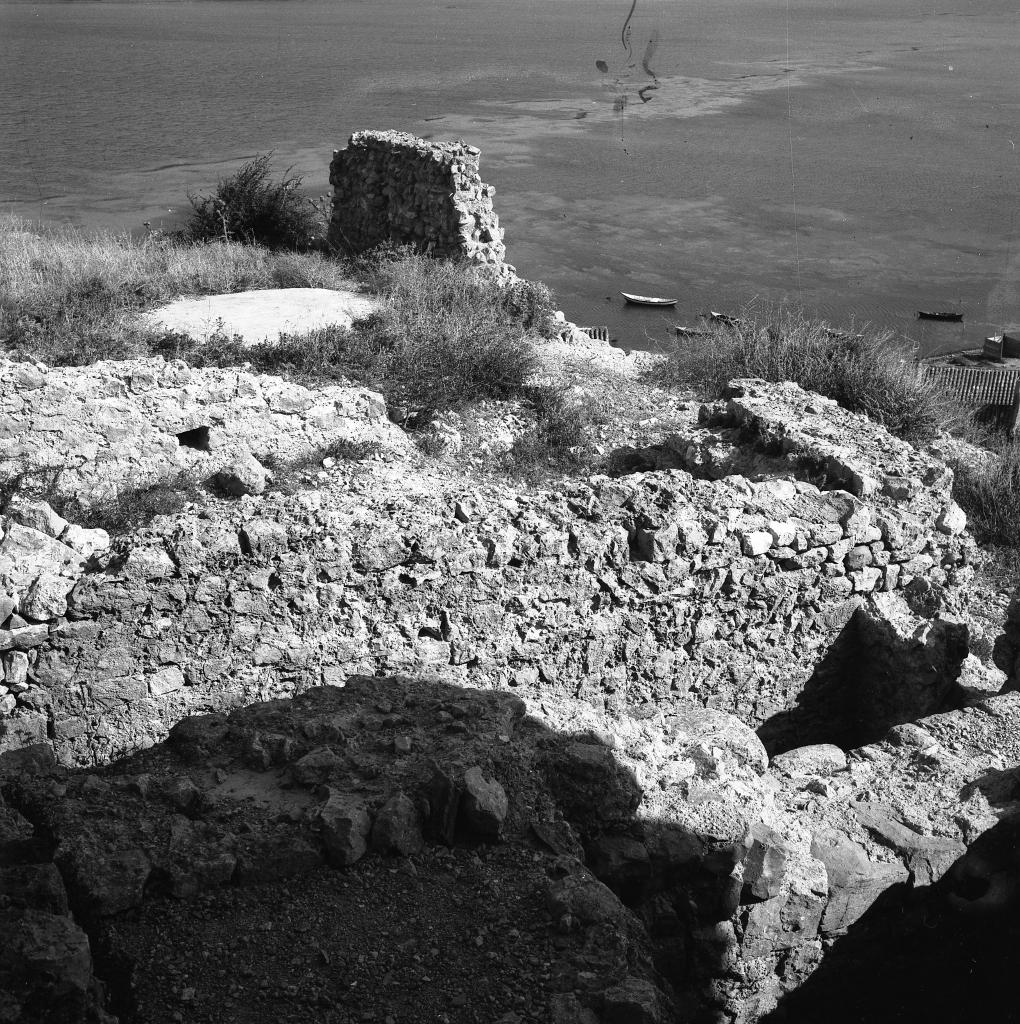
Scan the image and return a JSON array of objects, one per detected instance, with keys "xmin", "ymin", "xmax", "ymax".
[{"xmin": 184, "ymin": 154, "xmax": 324, "ymax": 251}]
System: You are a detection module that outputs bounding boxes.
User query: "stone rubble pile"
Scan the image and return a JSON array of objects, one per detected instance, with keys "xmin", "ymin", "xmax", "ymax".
[
  {"xmin": 0, "ymin": 356, "xmax": 409, "ymax": 505},
  {"xmin": 328, "ymin": 130, "xmax": 513, "ymax": 278},
  {"xmin": 0, "ymin": 677, "xmax": 674, "ymax": 1024}
]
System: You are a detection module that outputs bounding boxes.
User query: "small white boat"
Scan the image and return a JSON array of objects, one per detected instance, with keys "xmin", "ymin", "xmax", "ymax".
[{"xmin": 621, "ymin": 292, "xmax": 678, "ymax": 307}]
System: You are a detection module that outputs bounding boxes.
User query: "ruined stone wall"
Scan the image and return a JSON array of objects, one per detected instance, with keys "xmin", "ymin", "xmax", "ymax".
[
  {"xmin": 0, "ymin": 374, "xmax": 974, "ymax": 766},
  {"xmin": 0, "ymin": 364, "xmax": 1003, "ymax": 1024},
  {"xmin": 328, "ymin": 130, "xmax": 510, "ymax": 275}
]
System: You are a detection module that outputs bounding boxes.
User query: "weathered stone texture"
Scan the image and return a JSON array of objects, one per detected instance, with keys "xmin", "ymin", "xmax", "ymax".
[
  {"xmin": 0, "ymin": 356, "xmax": 404, "ymax": 509},
  {"xmin": 0, "ymin": 378, "xmax": 976, "ymax": 766},
  {"xmin": 328, "ymin": 131, "xmax": 512, "ymax": 277}
]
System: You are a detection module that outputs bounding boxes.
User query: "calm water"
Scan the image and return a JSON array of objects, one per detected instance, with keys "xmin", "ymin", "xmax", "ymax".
[{"xmin": 2, "ymin": 0, "xmax": 1019, "ymax": 353}]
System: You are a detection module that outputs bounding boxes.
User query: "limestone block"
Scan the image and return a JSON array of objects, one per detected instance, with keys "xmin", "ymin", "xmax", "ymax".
[
  {"xmin": 810, "ymin": 829, "xmax": 909, "ymax": 935},
  {"xmin": 291, "ymin": 746, "xmax": 340, "ymax": 786},
  {"xmin": 0, "ymin": 524, "xmax": 81, "ymax": 591},
  {"xmin": 0, "ymin": 625, "xmax": 49, "ymax": 652},
  {"xmin": 60, "ymin": 524, "xmax": 110, "ymax": 558},
  {"xmin": 600, "ymin": 977, "xmax": 672, "ymax": 1024},
  {"xmin": 21, "ymin": 572, "xmax": 73, "ymax": 620},
  {"xmin": 461, "ymin": 766, "xmax": 508, "ymax": 836},
  {"xmin": 1, "ymin": 650, "xmax": 29, "ymax": 690},
  {"xmin": 370, "ymin": 791, "xmax": 423, "ymax": 856},
  {"xmin": 742, "ymin": 531, "xmax": 773, "ymax": 557},
  {"xmin": 936, "ymin": 501, "xmax": 967, "ymax": 535},
  {"xmin": 215, "ymin": 450, "xmax": 269, "ymax": 497},
  {"xmin": 4, "ymin": 497, "xmax": 68, "ymax": 539},
  {"xmin": 545, "ymin": 870, "xmax": 627, "ymax": 927},
  {"xmin": 147, "ymin": 666, "xmax": 185, "ymax": 697},
  {"xmin": 319, "ymin": 790, "xmax": 370, "ymax": 864},
  {"xmin": 770, "ymin": 743, "xmax": 847, "ymax": 777},
  {"xmin": 741, "ymin": 886, "xmax": 825, "ymax": 956}
]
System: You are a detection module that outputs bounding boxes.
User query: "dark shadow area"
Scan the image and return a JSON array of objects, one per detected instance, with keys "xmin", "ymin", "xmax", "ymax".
[
  {"xmin": 2, "ymin": 676, "xmax": 729, "ymax": 1024},
  {"xmin": 757, "ymin": 608, "xmax": 968, "ymax": 756},
  {"xmin": 607, "ymin": 443, "xmax": 685, "ymax": 476},
  {"xmin": 175, "ymin": 425, "xmax": 210, "ymax": 452},
  {"xmin": 971, "ymin": 402, "xmax": 1017, "ymax": 431},
  {"xmin": 0, "ymin": 670, "xmax": 1016, "ymax": 1023},
  {"xmin": 765, "ymin": 813, "xmax": 1020, "ymax": 1024}
]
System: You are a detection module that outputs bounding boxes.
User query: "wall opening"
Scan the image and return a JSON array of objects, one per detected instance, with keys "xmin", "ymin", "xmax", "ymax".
[{"xmin": 176, "ymin": 426, "xmax": 210, "ymax": 452}]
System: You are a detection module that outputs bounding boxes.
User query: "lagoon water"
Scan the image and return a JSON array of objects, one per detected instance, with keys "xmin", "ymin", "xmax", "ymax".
[{"xmin": 2, "ymin": 0, "xmax": 1018, "ymax": 353}]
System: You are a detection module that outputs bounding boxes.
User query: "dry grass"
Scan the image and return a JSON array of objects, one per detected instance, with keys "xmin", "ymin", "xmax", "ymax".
[
  {"xmin": 498, "ymin": 387, "xmax": 598, "ymax": 483},
  {"xmin": 156, "ymin": 248, "xmax": 547, "ymax": 411},
  {"xmin": 650, "ymin": 304, "xmax": 962, "ymax": 445},
  {"xmin": 0, "ymin": 223, "xmax": 548, "ymax": 413},
  {"xmin": 950, "ymin": 436, "xmax": 1020, "ymax": 558},
  {"xmin": 0, "ymin": 215, "xmax": 356, "ymax": 364}
]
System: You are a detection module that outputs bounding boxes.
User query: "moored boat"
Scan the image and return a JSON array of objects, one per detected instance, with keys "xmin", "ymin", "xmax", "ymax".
[
  {"xmin": 917, "ymin": 310, "xmax": 964, "ymax": 322},
  {"xmin": 705, "ymin": 310, "xmax": 747, "ymax": 328},
  {"xmin": 621, "ymin": 292, "xmax": 678, "ymax": 307}
]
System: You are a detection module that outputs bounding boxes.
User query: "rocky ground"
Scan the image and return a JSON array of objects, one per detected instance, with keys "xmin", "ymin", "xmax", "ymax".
[{"xmin": 2, "ymin": 310, "xmax": 1020, "ymax": 1024}]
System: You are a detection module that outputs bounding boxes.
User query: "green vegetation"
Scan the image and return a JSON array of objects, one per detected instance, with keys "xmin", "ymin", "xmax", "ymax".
[
  {"xmin": 0, "ymin": 215, "xmax": 353, "ymax": 365},
  {"xmin": 156, "ymin": 248, "xmax": 547, "ymax": 410},
  {"xmin": 184, "ymin": 154, "xmax": 326, "ymax": 251},
  {"xmin": 0, "ymin": 218, "xmax": 552, "ymax": 412},
  {"xmin": 261, "ymin": 439, "xmax": 383, "ymax": 495},
  {"xmin": 0, "ymin": 467, "xmax": 205, "ymax": 536},
  {"xmin": 950, "ymin": 438, "xmax": 1020, "ymax": 561},
  {"xmin": 651, "ymin": 306, "xmax": 957, "ymax": 446},
  {"xmin": 500, "ymin": 387, "xmax": 599, "ymax": 482}
]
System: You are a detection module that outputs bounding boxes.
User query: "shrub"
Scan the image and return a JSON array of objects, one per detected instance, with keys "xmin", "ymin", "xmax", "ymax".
[
  {"xmin": 951, "ymin": 438, "xmax": 1020, "ymax": 552},
  {"xmin": 650, "ymin": 305, "xmax": 958, "ymax": 445},
  {"xmin": 184, "ymin": 154, "xmax": 323, "ymax": 250},
  {"xmin": 356, "ymin": 249, "xmax": 542, "ymax": 408},
  {"xmin": 498, "ymin": 278, "xmax": 559, "ymax": 339},
  {"xmin": 500, "ymin": 386, "xmax": 594, "ymax": 481}
]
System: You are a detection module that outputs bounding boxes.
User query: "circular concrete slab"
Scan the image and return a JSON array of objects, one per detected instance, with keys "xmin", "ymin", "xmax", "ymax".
[{"xmin": 139, "ymin": 288, "xmax": 382, "ymax": 347}]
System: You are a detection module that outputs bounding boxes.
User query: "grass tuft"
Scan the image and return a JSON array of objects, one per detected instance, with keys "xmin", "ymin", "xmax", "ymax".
[
  {"xmin": 950, "ymin": 437, "xmax": 1020, "ymax": 554},
  {"xmin": 500, "ymin": 387, "xmax": 596, "ymax": 482},
  {"xmin": 0, "ymin": 467, "xmax": 205, "ymax": 536},
  {"xmin": 650, "ymin": 305, "xmax": 958, "ymax": 445},
  {"xmin": 260, "ymin": 439, "xmax": 383, "ymax": 495}
]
